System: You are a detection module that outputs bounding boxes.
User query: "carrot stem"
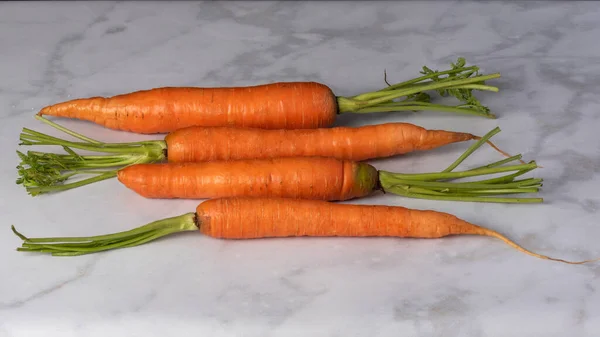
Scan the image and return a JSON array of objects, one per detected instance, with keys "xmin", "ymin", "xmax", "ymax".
[
  {"xmin": 468, "ymin": 154, "xmax": 523, "ymax": 170},
  {"xmin": 338, "ymin": 58, "xmax": 499, "ymax": 119},
  {"xmin": 384, "ymin": 189, "xmax": 543, "ymax": 203},
  {"xmin": 377, "ymin": 127, "xmax": 543, "ymax": 203},
  {"xmin": 11, "ymin": 213, "xmax": 197, "ymax": 256},
  {"xmin": 17, "ymin": 117, "xmax": 167, "ymax": 195},
  {"xmin": 377, "ymin": 65, "xmax": 480, "ymax": 92},
  {"xmin": 33, "ymin": 115, "xmax": 101, "ymax": 144},
  {"xmin": 464, "ymin": 166, "xmax": 537, "ymax": 185},
  {"xmin": 389, "ymin": 185, "xmax": 540, "ymax": 197},
  {"xmin": 380, "ymin": 162, "xmax": 539, "ymax": 182},
  {"xmin": 380, "ymin": 157, "xmax": 543, "ymax": 199},
  {"xmin": 346, "ymin": 103, "xmax": 496, "ymax": 118},
  {"xmin": 23, "ymin": 171, "xmax": 118, "ymax": 196},
  {"xmin": 446, "ymin": 84, "xmax": 499, "ymax": 92},
  {"xmin": 383, "ymin": 178, "xmax": 541, "ymax": 191},
  {"xmin": 442, "ymin": 127, "xmax": 501, "ymax": 173},
  {"xmin": 361, "ymin": 81, "xmax": 498, "ymax": 99}
]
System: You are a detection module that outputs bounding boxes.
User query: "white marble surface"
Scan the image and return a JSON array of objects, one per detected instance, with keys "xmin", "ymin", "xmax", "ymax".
[{"xmin": 1, "ymin": 1, "xmax": 600, "ymax": 336}]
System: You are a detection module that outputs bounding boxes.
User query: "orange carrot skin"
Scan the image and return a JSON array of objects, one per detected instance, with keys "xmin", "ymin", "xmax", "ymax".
[
  {"xmin": 165, "ymin": 123, "xmax": 476, "ymax": 162},
  {"xmin": 197, "ymin": 197, "xmax": 484, "ymax": 239},
  {"xmin": 116, "ymin": 157, "xmax": 379, "ymax": 201},
  {"xmin": 38, "ymin": 82, "xmax": 338, "ymax": 133}
]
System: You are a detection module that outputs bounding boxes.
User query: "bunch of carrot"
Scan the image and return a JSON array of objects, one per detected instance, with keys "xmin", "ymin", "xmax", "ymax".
[{"xmin": 11, "ymin": 58, "xmax": 599, "ymax": 265}]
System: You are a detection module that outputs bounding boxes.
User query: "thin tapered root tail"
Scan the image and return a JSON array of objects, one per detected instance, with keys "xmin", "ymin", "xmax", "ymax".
[
  {"xmin": 470, "ymin": 135, "xmax": 527, "ymax": 164},
  {"xmin": 483, "ymin": 229, "xmax": 599, "ymax": 265}
]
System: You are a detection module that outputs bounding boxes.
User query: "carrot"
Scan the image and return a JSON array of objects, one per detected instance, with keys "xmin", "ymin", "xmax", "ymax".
[
  {"xmin": 19, "ymin": 116, "xmax": 522, "ymax": 178},
  {"xmin": 11, "ymin": 196, "xmax": 599, "ymax": 265},
  {"xmin": 17, "ymin": 128, "xmax": 544, "ymax": 204},
  {"xmin": 37, "ymin": 58, "xmax": 500, "ymax": 133}
]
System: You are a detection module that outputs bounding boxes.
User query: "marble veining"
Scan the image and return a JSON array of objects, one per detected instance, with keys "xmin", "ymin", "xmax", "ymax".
[{"xmin": 1, "ymin": 1, "xmax": 599, "ymax": 336}]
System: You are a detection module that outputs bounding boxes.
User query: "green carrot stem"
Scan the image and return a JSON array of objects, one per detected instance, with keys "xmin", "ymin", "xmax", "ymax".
[
  {"xmin": 379, "ymin": 162, "xmax": 538, "ymax": 182},
  {"xmin": 375, "ymin": 127, "xmax": 543, "ymax": 203},
  {"xmin": 359, "ymin": 74, "xmax": 498, "ymax": 108},
  {"xmin": 384, "ymin": 187, "xmax": 543, "ymax": 203},
  {"xmin": 29, "ymin": 116, "xmax": 161, "ymax": 147},
  {"xmin": 376, "ymin": 65, "xmax": 480, "ymax": 93},
  {"xmin": 442, "ymin": 127, "xmax": 501, "ymax": 172},
  {"xmin": 338, "ymin": 74, "xmax": 499, "ymax": 111},
  {"xmin": 22, "ymin": 229, "xmax": 168, "ymax": 253},
  {"xmin": 24, "ymin": 152, "xmax": 143, "ymax": 169},
  {"xmin": 344, "ymin": 104, "xmax": 495, "ymax": 118},
  {"xmin": 453, "ymin": 177, "xmax": 542, "ymax": 188},
  {"xmin": 17, "ymin": 118, "xmax": 167, "ymax": 195},
  {"xmin": 337, "ymin": 58, "xmax": 499, "ymax": 118},
  {"xmin": 387, "ymin": 185, "xmax": 539, "ymax": 197},
  {"xmin": 445, "ymin": 84, "xmax": 499, "ymax": 92},
  {"xmin": 468, "ymin": 154, "xmax": 523, "ymax": 170},
  {"xmin": 462, "ymin": 188, "xmax": 540, "ymax": 194},
  {"xmin": 349, "ymin": 82, "xmax": 497, "ymax": 101},
  {"xmin": 469, "ymin": 167, "xmax": 538, "ymax": 185},
  {"xmin": 23, "ymin": 171, "xmax": 118, "ymax": 196},
  {"xmin": 33, "ymin": 115, "xmax": 101, "ymax": 144},
  {"xmin": 381, "ymin": 178, "xmax": 541, "ymax": 191},
  {"xmin": 25, "ymin": 151, "xmax": 132, "ymax": 160},
  {"xmin": 378, "ymin": 169, "xmax": 543, "ymax": 203},
  {"xmin": 11, "ymin": 213, "xmax": 198, "ymax": 256},
  {"xmin": 20, "ymin": 129, "xmax": 162, "ymax": 155}
]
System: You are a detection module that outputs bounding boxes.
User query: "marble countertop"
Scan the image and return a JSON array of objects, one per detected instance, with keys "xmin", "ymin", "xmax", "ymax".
[{"xmin": 1, "ymin": 1, "xmax": 599, "ymax": 336}]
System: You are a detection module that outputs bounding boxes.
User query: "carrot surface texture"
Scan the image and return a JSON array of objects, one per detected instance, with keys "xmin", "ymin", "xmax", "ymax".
[
  {"xmin": 17, "ymin": 127, "xmax": 543, "ymax": 204},
  {"xmin": 18, "ymin": 115, "xmax": 496, "ymax": 172},
  {"xmin": 37, "ymin": 58, "xmax": 500, "ymax": 133},
  {"xmin": 11, "ymin": 196, "xmax": 598, "ymax": 265}
]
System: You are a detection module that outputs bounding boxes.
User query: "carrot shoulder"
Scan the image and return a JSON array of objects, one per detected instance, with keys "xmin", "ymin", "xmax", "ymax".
[{"xmin": 12, "ymin": 197, "xmax": 599, "ymax": 265}]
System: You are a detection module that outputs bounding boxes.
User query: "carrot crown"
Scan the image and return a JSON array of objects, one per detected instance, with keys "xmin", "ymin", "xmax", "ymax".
[{"xmin": 336, "ymin": 58, "xmax": 500, "ymax": 119}]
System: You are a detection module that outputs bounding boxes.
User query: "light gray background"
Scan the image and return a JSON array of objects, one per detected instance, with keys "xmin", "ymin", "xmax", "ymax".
[{"xmin": 1, "ymin": 2, "xmax": 599, "ymax": 336}]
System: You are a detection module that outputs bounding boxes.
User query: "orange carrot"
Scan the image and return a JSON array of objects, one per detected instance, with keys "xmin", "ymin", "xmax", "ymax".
[
  {"xmin": 18, "ymin": 125, "xmax": 534, "ymax": 203},
  {"xmin": 36, "ymin": 58, "xmax": 500, "ymax": 133},
  {"xmin": 21, "ymin": 115, "xmax": 486, "ymax": 167},
  {"xmin": 163, "ymin": 122, "xmax": 477, "ymax": 163},
  {"xmin": 18, "ymin": 141, "xmax": 544, "ymax": 204},
  {"xmin": 115, "ymin": 158, "xmax": 379, "ymax": 201},
  {"xmin": 12, "ymin": 197, "xmax": 599, "ymax": 265}
]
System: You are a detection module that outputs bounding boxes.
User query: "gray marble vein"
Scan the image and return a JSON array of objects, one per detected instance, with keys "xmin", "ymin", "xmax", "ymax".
[{"xmin": 1, "ymin": 1, "xmax": 599, "ymax": 336}]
